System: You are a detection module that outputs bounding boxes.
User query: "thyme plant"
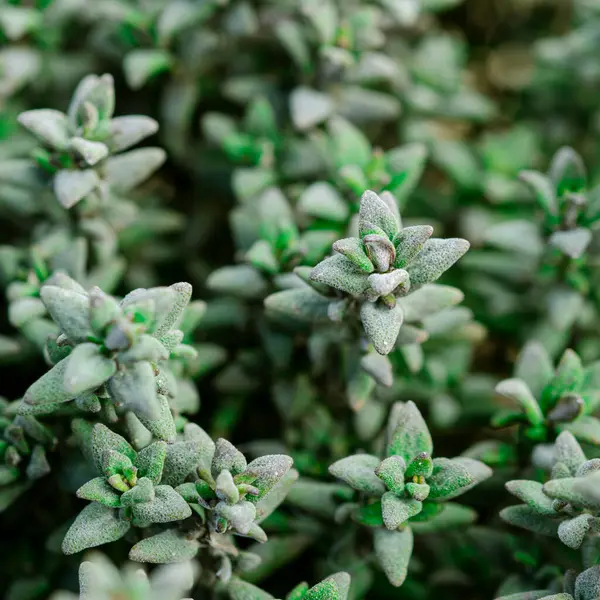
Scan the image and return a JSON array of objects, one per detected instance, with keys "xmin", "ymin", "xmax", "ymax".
[{"xmin": 2, "ymin": 1, "xmax": 600, "ymax": 600}]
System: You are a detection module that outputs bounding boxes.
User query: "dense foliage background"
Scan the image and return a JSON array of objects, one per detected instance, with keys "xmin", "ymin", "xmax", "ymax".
[{"xmin": 3, "ymin": 1, "xmax": 600, "ymax": 599}]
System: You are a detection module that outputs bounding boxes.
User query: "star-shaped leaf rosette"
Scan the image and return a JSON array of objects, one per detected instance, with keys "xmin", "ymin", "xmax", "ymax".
[
  {"xmin": 493, "ymin": 342, "xmax": 600, "ymax": 445},
  {"xmin": 17, "ymin": 73, "xmax": 165, "ymax": 212},
  {"xmin": 62, "ymin": 421, "xmax": 296, "ymax": 567},
  {"xmin": 308, "ymin": 190, "xmax": 470, "ymax": 355},
  {"xmin": 18, "ymin": 276, "xmax": 200, "ymax": 443},
  {"xmin": 328, "ymin": 401, "xmax": 492, "ymax": 587},
  {"xmin": 501, "ymin": 431, "xmax": 600, "ymax": 553}
]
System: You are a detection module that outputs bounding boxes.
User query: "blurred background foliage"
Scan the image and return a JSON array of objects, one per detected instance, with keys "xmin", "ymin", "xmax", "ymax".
[{"xmin": 2, "ymin": 0, "xmax": 600, "ymax": 599}]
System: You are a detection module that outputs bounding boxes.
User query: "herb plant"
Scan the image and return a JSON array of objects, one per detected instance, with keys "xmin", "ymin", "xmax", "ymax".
[{"xmin": 2, "ymin": 1, "xmax": 600, "ymax": 600}]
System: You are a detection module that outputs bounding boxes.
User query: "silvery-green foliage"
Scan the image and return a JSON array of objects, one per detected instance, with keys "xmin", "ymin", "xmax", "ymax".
[
  {"xmin": 501, "ymin": 431, "xmax": 600, "ymax": 551},
  {"xmin": 464, "ymin": 146, "xmax": 600, "ymax": 359},
  {"xmin": 228, "ymin": 571, "xmax": 351, "ymax": 600},
  {"xmin": 2, "ymin": 240, "xmax": 122, "ymax": 353},
  {"xmin": 4, "ymin": 0, "xmax": 600, "ymax": 597},
  {"xmin": 128, "ymin": 432, "xmax": 296, "ymax": 568},
  {"xmin": 62, "ymin": 423, "xmax": 190, "ymax": 555},
  {"xmin": 0, "ymin": 395, "xmax": 55, "ymax": 512},
  {"xmin": 273, "ymin": 189, "xmax": 469, "ymax": 356},
  {"xmin": 493, "ymin": 344, "xmax": 600, "ymax": 445},
  {"xmin": 170, "ymin": 432, "xmax": 297, "ymax": 541},
  {"xmin": 17, "ymin": 73, "xmax": 164, "ymax": 210},
  {"xmin": 20, "ymin": 276, "xmax": 199, "ymax": 437},
  {"xmin": 518, "ymin": 147, "xmax": 592, "ymax": 260},
  {"xmin": 325, "ymin": 401, "xmax": 491, "ymax": 586},
  {"xmin": 62, "ymin": 419, "xmax": 295, "ymax": 565},
  {"xmin": 495, "ymin": 565, "xmax": 600, "ymax": 600},
  {"xmin": 261, "ymin": 191, "xmax": 474, "ymax": 413},
  {"xmin": 209, "ymin": 187, "xmax": 304, "ymax": 291},
  {"xmin": 49, "ymin": 551, "xmax": 197, "ymax": 600}
]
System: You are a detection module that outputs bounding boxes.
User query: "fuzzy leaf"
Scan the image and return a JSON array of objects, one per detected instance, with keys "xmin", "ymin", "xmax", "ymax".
[
  {"xmin": 264, "ymin": 288, "xmax": 331, "ymax": 325},
  {"xmin": 575, "ymin": 565, "xmax": 600, "ymax": 600},
  {"xmin": 212, "ymin": 438, "xmax": 247, "ymax": 478},
  {"xmin": 332, "ymin": 238, "xmax": 374, "ymax": 273},
  {"xmin": 558, "ymin": 514, "xmax": 594, "ymax": 549},
  {"xmin": 329, "ymin": 454, "xmax": 385, "ymax": 495},
  {"xmin": 41, "ymin": 286, "xmax": 90, "ymax": 342},
  {"xmin": 76, "ymin": 477, "xmax": 121, "ymax": 508},
  {"xmin": 360, "ymin": 302, "xmax": 404, "ymax": 355},
  {"xmin": 505, "ymin": 480, "xmax": 557, "ymax": 516},
  {"xmin": 495, "ymin": 593, "xmax": 554, "ymax": 600},
  {"xmin": 519, "ymin": 170, "xmax": 558, "ymax": 216},
  {"xmin": 545, "ymin": 476, "xmax": 600, "ymax": 510},
  {"xmin": 484, "ymin": 220, "xmax": 544, "ymax": 257},
  {"xmin": 387, "ymin": 401, "xmax": 433, "ymax": 463},
  {"xmin": 108, "ymin": 362, "xmax": 160, "ymax": 421},
  {"xmin": 131, "ymin": 485, "xmax": 192, "ymax": 526},
  {"xmin": 209, "ymin": 265, "xmax": 268, "ymax": 300},
  {"xmin": 359, "ymin": 190, "xmax": 400, "ymax": 239},
  {"xmin": 305, "ymin": 572, "xmax": 351, "ymax": 600},
  {"xmin": 154, "ymin": 282, "xmax": 193, "ymax": 338},
  {"xmin": 290, "ymin": 87, "xmax": 334, "ymax": 131},
  {"xmin": 409, "ymin": 503, "xmax": 477, "ymax": 533},
  {"xmin": 23, "ymin": 356, "xmax": 74, "ymax": 406},
  {"xmin": 541, "ymin": 350, "xmax": 584, "ymax": 413},
  {"xmin": 70, "ymin": 138, "xmax": 109, "ymax": 166},
  {"xmin": 215, "ymin": 500, "xmax": 257, "ymax": 534},
  {"xmin": 242, "ymin": 455, "xmax": 293, "ymax": 501},
  {"xmin": 124, "ymin": 49, "xmax": 173, "ymax": 90},
  {"xmin": 161, "ymin": 440, "xmax": 203, "ymax": 487},
  {"xmin": 228, "ymin": 579, "xmax": 275, "ymax": 600},
  {"xmin": 328, "ymin": 117, "xmax": 372, "ymax": 169},
  {"xmin": 368, "ymin": 270, "xmax": 409, "ymax": 297},
  {"xmin": 427, "ymin": 458, "xmax": 472, "ymax": 501},
  {"xmin": 63, "ymin": 343, "xmax": 116, "ymax": 396},
  {"xmin": 255, "ymin": 467, "xmax": 298, "ymax": 523},
  {"xmin": 405, "ymin": 238, "xmax": 470, "ymax": 284},
  {"xmin": 135, "ymin": 441, "xmax": 167, "ymax": 485},
  {"xmin": 561, "ymin": 417, "xmax": 600, "ymax": 445},
  {"xmin": 216, "ymin": 470, "xmax": 240, "ymax": 504},
  {"xmin": 373, "ymin": 527, "xmax": 413, "ymax": 587},
  {"xmin": 310, "ymin": 254, "xmax": 370, "ymax": 296},
  {"xmin": 397, "ymin": 284, "xmax": 464, "ymax": 322},
  {"xmin": 109, "ymin": 115, "xmax": 159, "ymax": 152},
  {"xmin": 382, "ymin": 492, "xmax": 422, "ymax": 530},
  {"xmin": 18, "ymin": 108, "xmax": 69, "ymax": 149},
  {"xmin": 549, "ymin": 147, "xmax": 586, "ymax": 194},
  {"xmin": 549, "ymin": 228, "xmax": 592, "ymax": 259},
  {"xmin": 500, "ymin": 505, "xmax": 559, "ymax": 537},
  {"xmin": 54, "ymin": 170, "xmax": 99, "ymax": 209},
  {"xmin": 393, "ymin": 226, "xmax": 434, "ymax": 268},
  {"xmin": 496, "ymin": 379, "xmax": 543, "ymax": 426},
  {"xmin": 62, "ymin": 503, "xmax": 130, "ymax": 554},
  {"xmin": 515, "ymin": 342, "xmax": 554, "ymax": 400},
  {"xmin": 361, "ymin": 352, "xmax": 393, "ymax": 387},
  {"xmin": 386, "ymin": 143, "xmax": 428, "ymax": 203},
  {"xmin": 121, "ymin": 477, "xmax": 155, "ymax": 506},
  {"xmin": 8, "ymin": 297, "xmax": 46, "ymax": 328},
  {"xmin": 135, "ymin": 394, "xmax": 176, "ymax": 443},
  {"xmin": 298, "ymin": 182, "xmax": 349, "ymax": 222},
  {"xmin": 129, "ymin": 529, "xmax": 200, "ymax": 564},
  {"xmin": 554, "ymin": 431, "xmax": 586, "ymax": 475},
  {"xmin": 90, "ymin": 424, "xmax": 137, "ymax": 474},
  {"xmin": 362, "ymin": 234, "xmax": 396, "ymax": 272},
  {"xmin": 375, "ymin": 456, "xmax": 406, "ymax": 495},
  {"xmin": 105, "ymin": 148, "xmax": 166, "ymax": 192}
]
